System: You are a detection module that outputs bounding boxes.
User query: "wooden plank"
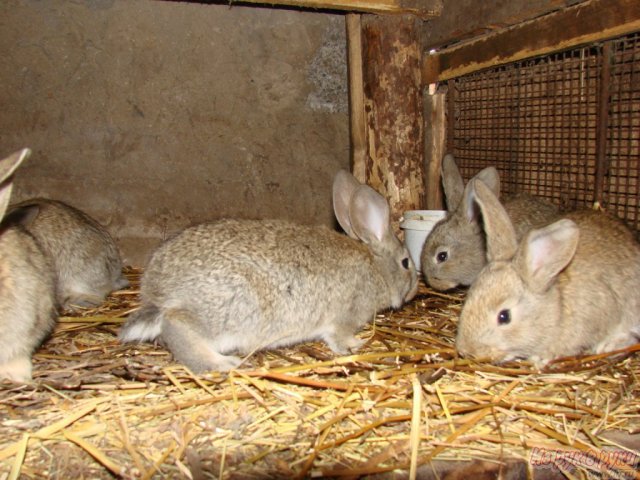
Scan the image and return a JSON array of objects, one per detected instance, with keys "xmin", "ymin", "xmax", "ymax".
[
  {"xmin": 346, "ymin": 14, "xmax": 367, "ymax": 183},
  {"xmin": 232, "ymin": 0, "xmax": 442, "ymax": 19},
  {"xmin": 422, "ymin": 0, "xmax": 640, "ymax": 84}
]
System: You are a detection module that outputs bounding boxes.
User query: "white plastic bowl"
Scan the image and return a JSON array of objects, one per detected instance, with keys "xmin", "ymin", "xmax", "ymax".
[{"xmin": 400, "ymin": 210, "xmax": 446, "ymax": 272}]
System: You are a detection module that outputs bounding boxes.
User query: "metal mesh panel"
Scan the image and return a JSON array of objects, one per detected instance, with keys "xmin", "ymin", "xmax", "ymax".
[
  {"xmin": 607, "ymin": 33, "xmax": 640, "ymax": 232},
  {"xmin": 448, "ymin": 32, "xmax": 640, "ymax": 234}
]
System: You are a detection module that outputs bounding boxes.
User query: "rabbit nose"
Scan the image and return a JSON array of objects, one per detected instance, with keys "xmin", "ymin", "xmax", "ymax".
[
  {"xmin": 455, "ymin": 334, "xmax": 478, "ymax": 359},
  {"xmin": 456, "ymin": 343, "xmax": 470, "ymax": 357},
  {"xmin": 427, "ymin": 276, "xmax": 457, "ymax": 291}
]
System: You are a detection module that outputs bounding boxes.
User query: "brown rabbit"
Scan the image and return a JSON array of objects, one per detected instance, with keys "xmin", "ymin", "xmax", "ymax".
[
  {"xmin": 456, "ymin": 179, "xmax": 640, "ymax": 367},
  {"xmin": 0, "ymin": 149, "xmax": 57, "ymax": 382},
  {"xmin": 7, "ymin": 199, "xmax": 128, "ymax": 308},
  {"xmin": 120, "ymin": 170, "xmax": 418, "ymax": 372},
  {"xmin": 421, "ymin": 154, "xmax": 559, "ymax": 291}
]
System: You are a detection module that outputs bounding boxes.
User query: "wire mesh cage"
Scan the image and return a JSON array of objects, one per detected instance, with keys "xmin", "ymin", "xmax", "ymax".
[
  {"xmin": 447, "ymin": 31, "xmax": 640, "ymax": 235},
  {"xmin": 608, "ymin": 33, "xmax": 640, "ymax": 230}
]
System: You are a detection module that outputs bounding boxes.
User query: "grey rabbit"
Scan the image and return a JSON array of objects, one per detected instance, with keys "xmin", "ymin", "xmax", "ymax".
[
  {"xmin": 456, "ymin": 179, "xmax": 640, "ymax": 367},
  {"xmin": 421, "ymin": 154, "xmax": 559, "ymax": 290},
  {"xmin": 0, "ymin": 149, "xmax": 57, "ymax": 382},
  {"xmin": 120, "ymin": 170, "xmax": 418, "ymax": 372},
  {"xmin": 7, "ymin": 198, "xmax": 129, "ymax": 309}
]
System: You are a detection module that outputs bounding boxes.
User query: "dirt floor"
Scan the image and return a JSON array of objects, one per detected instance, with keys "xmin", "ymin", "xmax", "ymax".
[{"xmin": 1, "ymin": 269, "xmax": 639, "ymax": 479}]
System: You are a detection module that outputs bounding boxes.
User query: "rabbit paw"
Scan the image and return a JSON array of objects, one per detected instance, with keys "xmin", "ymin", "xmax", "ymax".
[
  {"xmin": 325, "ymin": 335, "xmax": 366, "ymax": 355},
  {"xmin": 174, "ymin": 345, "xmax": 243, "ymax": 373},
  {"xmin": 595, "ymin": 331, "xmax": 637, "ymax": 355},
  {"xmin": 208, "ymin": 353, "xmax": 243, "ymax": 372},
  {"xmin": 529, "ymin": 355, "xmax": 551, "ymax": 370},
  {"xmin": 0, "ymin": 356, "xmax": 33, "ymax": 383},
  {"xmin": 64, "ymin": 292, "xmax": 106, "ymax": 309}
]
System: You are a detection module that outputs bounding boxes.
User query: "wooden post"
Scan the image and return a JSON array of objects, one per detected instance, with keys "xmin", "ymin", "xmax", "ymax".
[
  {"xmin": 352, "ymin": 14, "xmax": 427, "ymax": 231},
  {"xmin": 347, "ymin": 14, "xmax": 367, "ymax": 183},
  {"xmin": 594, "ymin": 41, "xmax": 612, "ymax": 208},
  {"xmin": 424, "ymin": 84, "xmax": 446, "ymax": 210}
]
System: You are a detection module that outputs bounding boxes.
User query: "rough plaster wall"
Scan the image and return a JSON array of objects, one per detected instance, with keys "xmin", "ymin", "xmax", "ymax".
[{"xmin": 0, "ymin": 0, "xmax": 349, "ymax": 266}]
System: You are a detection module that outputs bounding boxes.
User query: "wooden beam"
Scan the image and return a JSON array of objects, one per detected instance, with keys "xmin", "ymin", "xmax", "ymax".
[
  {"xmin": 231, "ymin": 0, "xmax": 442, "ymax": 19},
  {"xmin": 421, "ymin": 0, "xmax": 576, "ymax": 51},
  {"xmin": 422, "ymin": 0, "xmax": 640, "ymax": 84}
]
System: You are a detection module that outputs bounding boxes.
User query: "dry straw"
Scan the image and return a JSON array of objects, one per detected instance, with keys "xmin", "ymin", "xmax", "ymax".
[{"xmin": 1, "ymin": 268, "xmax": 638, "ymax": 478}]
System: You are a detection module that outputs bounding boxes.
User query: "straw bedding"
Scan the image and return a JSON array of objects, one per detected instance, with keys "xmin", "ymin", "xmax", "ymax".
[{"xmin": 1, "ymin": 268, "xmax": 639, "ymax": 479}]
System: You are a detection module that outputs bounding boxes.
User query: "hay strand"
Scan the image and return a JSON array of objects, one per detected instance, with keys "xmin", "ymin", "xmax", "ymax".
[
  {"xmin": 409, "ymin": 374, "xmax": 421, "ymax": 480},
  {"xmin": 63, "ymin": 430, "xmax": 124, "ymax": 476},
  {"xmin": 7, "ymin": 433, "xmax": 28, "ymax": 480}
]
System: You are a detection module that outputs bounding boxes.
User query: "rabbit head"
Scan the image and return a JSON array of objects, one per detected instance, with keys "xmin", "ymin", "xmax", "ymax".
[
  {"xmin": 333, "ymin": 170, "xmax": 418, "ymax": 307},
  {"xmin": 6, "ymin": 198, "xmax": 128, "ymax": 308},
  {"xmin": 421, "ymin": 154, "xmax": 500, "ymax": 290},
  {"xmin": 456, "ymin": 179, "xmax": 580, "ymax": 365}
]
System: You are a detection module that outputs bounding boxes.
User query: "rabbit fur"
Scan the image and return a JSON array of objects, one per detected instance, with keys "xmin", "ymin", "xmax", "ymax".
[
  {"xmin": 120, "ymin": 170, "xmax": 418, "ymax": 372},
  {"xmin": 7, "ymin": 198, "xmax": 129, "ymax": 308},
  {"xmin": 0, "ymin": 149, "xmax": 57, "ymax": 382},
  {"xmin": 421, "ymin": 154, "xmax": 559, "ymax": 290},
  {"xmin": 456, "ymin": 179, "xmax": 640, "ymax": 367}
]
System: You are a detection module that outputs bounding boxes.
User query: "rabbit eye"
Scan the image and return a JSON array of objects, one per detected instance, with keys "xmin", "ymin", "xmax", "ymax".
[
  {"xmin": 401, "ymin": 257, "xmax": 410, "ymax": 270},
  {"xmin": 436, "ymin": 251, "xmax": 448, "ymax": 263},
  {"xmin": 497, "ymin": 309, "xmax": 511, "ymax": 325}
]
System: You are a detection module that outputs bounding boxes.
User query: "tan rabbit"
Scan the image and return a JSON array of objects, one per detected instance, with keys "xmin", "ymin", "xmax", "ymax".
[
  {"xmin": 7, "ymin": 199, "xmax": 128, "ymax": 308},
  {"xmin": 421, "ymin": 154, "xmax": 559, "ymax": 290},
  {"xmin": 120, "ymin": 170, "xmax": 418, "ymax": 372},
  {"xmin": 456, "ymin": 179, "xmax": 640, "ymax": 367},
  {"xmin": 0, "ymin": 149, "xmax": 57, "ymax": 382}
]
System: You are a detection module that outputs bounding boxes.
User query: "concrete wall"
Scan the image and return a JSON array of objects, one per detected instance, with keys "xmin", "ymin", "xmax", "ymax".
[{"xmin": 0, "ymin": 0, "xmax": 350, "ymax": 266}]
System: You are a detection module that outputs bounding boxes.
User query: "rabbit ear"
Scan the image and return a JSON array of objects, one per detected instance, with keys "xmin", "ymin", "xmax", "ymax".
[
  {"xmin": 475, "ymin": 166, "xmax": 500, "ymax": 197},
  {"xmin": 463, "ymin": 166, "xmax": 500, "ymax": 224},
  {"xmin": 516, "ymin": 219, "xmax": 579, "ymax": 293},
  {"xmin": 348, "ymin": 185, "xmax": 390, "ymax": 244},
  {"xmin": 0, "ymin": 182, "xmax": 14, "ymax": 221},
  {"xmin": 0, "ymin": 148, "xmax": 31, "ymax": 219},
  {"xmin": 0, "ymin": 148, "xmax": 30, "ymax": 184},
  {"xmin": 469, "ymin": 178, "xmax": 518, "ymax": 262},
  {"xmin": 441, "ymin": 154, "xmax": 464, "ymax": 211},
  {"xmin": 2, "ymin": 204, "xmax": 41, "ymax": 227},
  {"xmin": 333, "ymin": 170, "xmax": 362, "ymax": 239}
]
